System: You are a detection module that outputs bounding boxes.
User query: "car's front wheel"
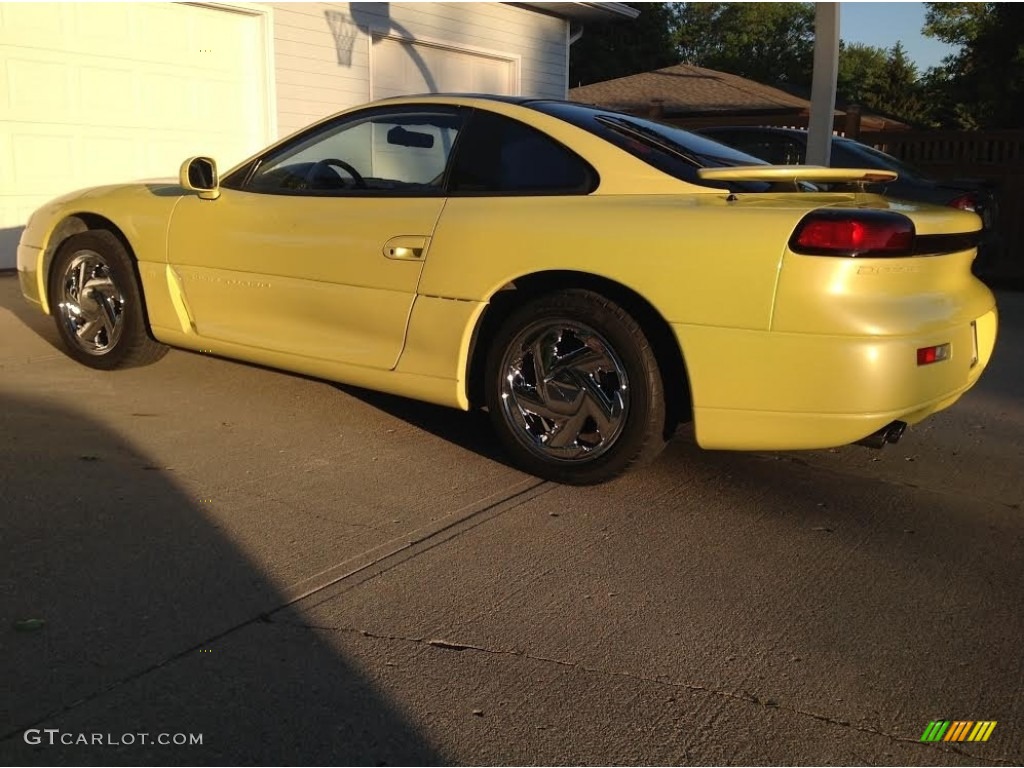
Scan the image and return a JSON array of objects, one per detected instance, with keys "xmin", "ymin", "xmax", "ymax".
[
  {"xmin": 49, "ymin": 231, "xmax": 168, "ymax": 370},
  {"xmin": 485, "ymin": 289, "xmax": 666, "ymax": 484}
]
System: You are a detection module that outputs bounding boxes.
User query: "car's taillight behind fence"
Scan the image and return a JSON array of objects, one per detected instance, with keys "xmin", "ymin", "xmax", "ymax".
[
  {"xmin": 789, "ymin": 210, "xmax": 916, "ymax": 257},
  {"xmin": 948, "ymin": 193, "xmax": 978, "ymax": 212}
]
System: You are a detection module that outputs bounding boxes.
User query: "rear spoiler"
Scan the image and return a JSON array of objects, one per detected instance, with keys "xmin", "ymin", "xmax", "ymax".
[{"xmin": 698, "ymin": 165, "xmax": 898, "ymax": 185}]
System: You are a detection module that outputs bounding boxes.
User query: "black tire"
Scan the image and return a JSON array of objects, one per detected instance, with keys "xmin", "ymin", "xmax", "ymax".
[
  {"xmin": 48, "ymin": 230, "xmax": 168, "ymax": 370},
  {"xmin": 485, "ymin": 289, "xmax": 666, "ymax": 484}
]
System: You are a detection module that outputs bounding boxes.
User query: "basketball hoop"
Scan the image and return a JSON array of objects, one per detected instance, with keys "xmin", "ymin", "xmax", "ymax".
[{"xmin": 325, "ymin": 10, "xmax": 358, "ymax": 66}]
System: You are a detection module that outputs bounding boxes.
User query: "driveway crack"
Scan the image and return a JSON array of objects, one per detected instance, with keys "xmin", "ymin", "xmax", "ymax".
[{"xmin": 287, "ymin": 620, "xmax": 1016, "ymax": 765}]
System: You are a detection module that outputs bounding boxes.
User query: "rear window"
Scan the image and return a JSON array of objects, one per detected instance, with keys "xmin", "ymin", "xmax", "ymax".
[{"xmin": 529, "ymin": 101, "xmax": 768, "ymax": 190}]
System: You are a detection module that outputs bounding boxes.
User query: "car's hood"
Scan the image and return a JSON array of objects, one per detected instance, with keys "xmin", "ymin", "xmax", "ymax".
[
  {"xmin": 82, "ymin": 178, "xmax": 186, "ymax": 198},
  {"xmin": 47, "ymin": 178, "xmax": 185, "ymax": 207}
]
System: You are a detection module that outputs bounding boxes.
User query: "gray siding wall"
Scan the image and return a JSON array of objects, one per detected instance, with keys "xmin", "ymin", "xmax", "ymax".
[{"xmin": 270, "ymin": 2, "xmax": 567, "ymax": 138}]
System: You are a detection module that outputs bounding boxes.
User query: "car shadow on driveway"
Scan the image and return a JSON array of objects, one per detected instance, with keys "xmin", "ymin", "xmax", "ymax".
[
  {"xmin": 338, "ymin": 385, "xmax": 515, "ymax": 468},
  {"xmin": 0, "ymin": 273, "xmax": 517, "ymax": 473},
  {"xmin": 0, "ymin": 391, "xmax": 443, "ymax": 765}
]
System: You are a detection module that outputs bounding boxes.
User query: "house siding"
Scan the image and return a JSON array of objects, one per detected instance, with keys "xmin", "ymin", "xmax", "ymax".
[{"xmin": 270, "ymin": 2, "xmax": 567, "ymax": 138}]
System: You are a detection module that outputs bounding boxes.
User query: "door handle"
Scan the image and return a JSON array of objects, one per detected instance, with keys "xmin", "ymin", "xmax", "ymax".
[
  {"xmin": 383, "ymin": 235, "xmax": 429, "ymax": 261},
  {"xmin": 391, "ymin": 246, "xmax": 422, "ymax": 260}
]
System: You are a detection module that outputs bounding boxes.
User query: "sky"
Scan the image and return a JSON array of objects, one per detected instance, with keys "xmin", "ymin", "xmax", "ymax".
[{"xmin": 839, "ymin": 2, "xmax": 959, "ymax": 72}]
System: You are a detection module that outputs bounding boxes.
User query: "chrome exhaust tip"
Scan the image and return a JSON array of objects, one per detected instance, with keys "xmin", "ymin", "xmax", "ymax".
[{"xmin": 855, "ymin": 420, "xmax": 907, "ymax": 449}]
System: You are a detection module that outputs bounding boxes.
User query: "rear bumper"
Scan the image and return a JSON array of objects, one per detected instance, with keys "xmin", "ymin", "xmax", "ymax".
[{"xmin": 676, "ymin": 307, "xmax": 998, "ymax": 450}]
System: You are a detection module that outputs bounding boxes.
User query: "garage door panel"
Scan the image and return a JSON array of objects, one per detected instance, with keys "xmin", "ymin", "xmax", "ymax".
[
  {"xmin": 80, "ymin": 136, "xmax": 134, "ymax": 182},
  {"xmin": 11, "ymin": 134, "xmax": 76, "ymax": 192},
  {"xmin": 72, "ymin": 2, "xmax": 135, "ymax": 51},
  {"xmin": 0, "ymin": 4, "xmax": 70, "ymax": 48},
  {"xmin": 371, "ymin": 37, "xmax": 516, "ymax": 100},
  {"xmin": 143, "ymin": 72, "xmax": 196, "ymax": 129},
  {"xmin": 202, "ymin": 10, "xmax": 261, "ymax": 64},
  {"xmin": 136, "ymin": 4, "xmax": 194, "ymax": 62},
  {"xmin": 8, "ymin": 128, "xmax": 146, "ymax": 196},
  {"xmin": 78, "ymin": 66, "xmax": 137, "ymax": 119},
  {"xmin": 5, "ymin": 123, "xmax": 251, "ymax": 199},
  {"xmin": 3, "ymin": 55, "xmax": 244, "ymax": 131},
  {"xmin": 0, "ymin": 2, "xmax": 270, "ymax": 268},
  {"xmin": 1, "ymin": 198, "xmax": 50, "ymax": 225},
  {"xmin": 201, "ymin": 77, "xmax": 252, "ymax": 121},
  {"xmin": 142, "ymin": 138, "xmax": 196, "ymax": 179},
  {"xmin": 2, "ymin": 58, "xmax": 73, "ymax": 122}
]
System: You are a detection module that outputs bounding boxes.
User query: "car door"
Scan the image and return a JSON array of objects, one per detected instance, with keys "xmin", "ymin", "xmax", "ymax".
[{"xmin": 166, "ymin": 105, "xmax": 465, "ymax": 370}]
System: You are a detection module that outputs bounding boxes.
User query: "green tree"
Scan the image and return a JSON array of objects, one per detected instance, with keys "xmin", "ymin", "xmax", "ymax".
[
  {"xmin": 674, "ymin": 2, "xmax": 815, "ymax": 86},
  {"xmin": 837, "ymin": 42, "xmax": 930, "ymax": 126},
  {"xmin": 837, "ymin": 42, "xmax": 888, "ymax": 106},
  {"xmin": 568, "ymin": 3, "xmax": 680, "ymax": 87},
  {"xmin": 923, "ymin": 2, "xmax": 1024, "ymax": 128},
  {"xmin": 923, "ymin": 3, "xmax": 990, "ymax": 48},
  {"xmin": 876, "ymin": 43, "xmax": 931, "ymax": 124}
]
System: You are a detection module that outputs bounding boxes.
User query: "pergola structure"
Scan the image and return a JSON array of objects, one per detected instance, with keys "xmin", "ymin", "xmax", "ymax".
[{"xmin": 807, "ymin": 3, "xmax": 841, "ymax": 165}]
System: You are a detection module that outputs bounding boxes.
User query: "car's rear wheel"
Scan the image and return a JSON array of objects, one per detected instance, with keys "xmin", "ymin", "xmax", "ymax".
[
  {"xmin": 485, "ymin": 289, "xmax": 666, "ymax": 484},
  {"xmin": 49, "ymin": 231, "xmax": 168, "ymax": 370}
]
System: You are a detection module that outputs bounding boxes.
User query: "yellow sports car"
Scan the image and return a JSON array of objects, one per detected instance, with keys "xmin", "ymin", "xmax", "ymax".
[{"xmin": 17, "ymin": 95, "xmax": 997, "ymax": 484}]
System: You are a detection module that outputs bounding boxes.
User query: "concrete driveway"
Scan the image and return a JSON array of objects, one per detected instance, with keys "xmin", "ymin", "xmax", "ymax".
[{"xmin": 1, "ymin": 272, "xmax": 1021, "ymax": 765}]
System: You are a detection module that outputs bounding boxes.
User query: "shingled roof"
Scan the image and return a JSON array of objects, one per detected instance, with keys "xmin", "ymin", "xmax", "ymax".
[{"xmin": 569, "ymin": 62, "xmax": 828, "ymax": 117}]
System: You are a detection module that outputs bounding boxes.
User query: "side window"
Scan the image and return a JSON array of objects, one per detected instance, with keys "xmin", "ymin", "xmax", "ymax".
[
  {"xmin": 448, "ymin": 110, "xmax": 596, "ymax": 195},
  {"xmin": 245, "ymin": 108, "xmax": 464, "ymax": 195}
]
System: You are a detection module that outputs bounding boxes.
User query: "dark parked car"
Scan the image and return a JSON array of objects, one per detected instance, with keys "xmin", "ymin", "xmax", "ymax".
[{"xmin": 696, "ymin": 126, "xmax": 1000, "ymax": 267}]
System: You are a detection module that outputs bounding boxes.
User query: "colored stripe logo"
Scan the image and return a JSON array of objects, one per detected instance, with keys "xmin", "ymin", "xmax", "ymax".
[{"xmin": 920, "ymin": 720, "xmax": 997, "ymax": 742}]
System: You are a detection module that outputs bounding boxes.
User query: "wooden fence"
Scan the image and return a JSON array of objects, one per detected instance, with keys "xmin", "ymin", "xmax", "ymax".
[{"xmin": 859, "ymin": 129, "xmax": 1024, "ymax": 279}]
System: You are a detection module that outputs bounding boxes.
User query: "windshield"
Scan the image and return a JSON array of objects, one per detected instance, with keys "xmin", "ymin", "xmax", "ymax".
[{"xmin": 529, "ymin": 101, "xmax": 768, "ymax": 190}]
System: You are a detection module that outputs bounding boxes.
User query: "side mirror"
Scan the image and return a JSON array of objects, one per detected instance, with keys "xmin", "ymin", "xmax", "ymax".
[{"xmin": 179, "ymin": 157, "xmax": 220, "ymax": 200}]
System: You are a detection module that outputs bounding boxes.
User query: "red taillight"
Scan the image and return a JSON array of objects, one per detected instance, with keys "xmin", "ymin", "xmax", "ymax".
[
  {"xmin": 790, "ymin": 210, "xmax": 916, "ymax": 257},
  {"xmin": 948, "ymin": 193, "xmax": 978, "ymax": 212},
  {"xmin": 917, "ymin": 343, "xmax": 950, "ymax": 366}
]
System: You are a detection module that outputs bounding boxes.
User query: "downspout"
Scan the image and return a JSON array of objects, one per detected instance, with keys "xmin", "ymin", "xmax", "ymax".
[
  {"xmin": 565, "ymin": 20, "xmax": 584, "ymax": 96},
  {"xmin": 569, "ymin": 20, "xmax": 584, "ymax": 45}
]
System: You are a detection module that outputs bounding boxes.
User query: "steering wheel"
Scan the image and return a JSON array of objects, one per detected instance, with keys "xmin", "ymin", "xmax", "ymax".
[{"xmin": 304, "ymin": 158, "xmax": 366, "ymax": 189}]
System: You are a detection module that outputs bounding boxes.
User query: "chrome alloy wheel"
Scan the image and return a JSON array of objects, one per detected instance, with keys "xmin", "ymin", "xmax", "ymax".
[
  {"xmin": 499, "ymin": 320, "xmax": 630, "ymax": 462},
  {"xmin": 57, "ymin": 250, "xmax": 125, "ymax": 355}
]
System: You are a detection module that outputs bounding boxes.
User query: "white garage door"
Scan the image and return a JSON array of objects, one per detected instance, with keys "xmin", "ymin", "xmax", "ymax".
[
  {"xmin": 0, "ymin": 2, "xmax": 271, "ymax": 267},
  {"xmin": 371, "ymin": 36, "xmax": 517, "ymax": 100}
]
